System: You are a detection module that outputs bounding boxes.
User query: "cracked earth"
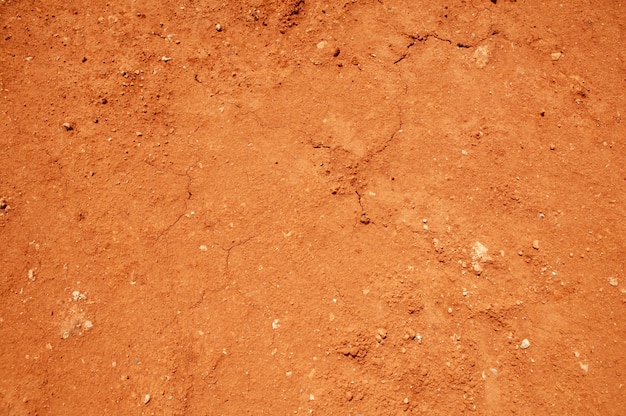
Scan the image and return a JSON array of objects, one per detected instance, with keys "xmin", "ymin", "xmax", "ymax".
[{"xmin": 1, "ymin": 0, "xmax": 625, "ymax": 415}]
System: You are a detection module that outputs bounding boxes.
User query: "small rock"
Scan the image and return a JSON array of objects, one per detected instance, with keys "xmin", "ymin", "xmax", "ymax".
[
  {"xmin": 608, "ymin": 277, "xmax": 618, "ymax": 287},
  {"xmin": 377, "ymin": 328, "xmax": 387, "ymax": 339},
  {"xmin": 161, "ymin": 56, "xmax": 172, "ymax": 62},
  {"xmin": 72, "ymin": 290, "xmax": 87, "ymax": 301},
  {"xmin": 520, "ymin": 339, "xmax": 531, "ymax": 349},
  {"xmin": 471, "ymin": 241, "xmax": 493, "ymax": 275},
  {"xmin": 62, "ymin": 122, "xmax": 73, "ymax": 131},
  {"xmin": 136, "ymin": 131, "xmax": 143, "ymax": 137},
  {"xmin": 433, "ymin": 238, "xmax": 444, "ymax": 253},
  {"xmin": 551, "ymin": 51, "xmax": 563, "ymax": 61},
  {"xmin": 143, "ymin": 394, "xmax": 151, "ymax": 405},
  {"xmin": 403, "ymin": 397, "xmax": 409, "ymax": 404},
  {"xmin": 215, "ymin": 23, "xmax": 222, "ymax": 32},
  {"xmin": 532, "ymin": 240, "xmax": 540, "ymax": 250},
  {"xmin": 345, "ymin": 391, "xmax": 353, "ymax": 401},
  {"xmin": 403, "ymin": 328, "xmax": 416, "ymax": 340},
  {"xmin": 473, "ymin": 45, "xmax": 490, "ymax": 68}
]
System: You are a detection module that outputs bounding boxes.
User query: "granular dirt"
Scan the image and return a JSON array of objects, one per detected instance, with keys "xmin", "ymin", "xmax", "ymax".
[{"xmin": 1, "ymin": 1, "xmax": 625, "ymax": 415}]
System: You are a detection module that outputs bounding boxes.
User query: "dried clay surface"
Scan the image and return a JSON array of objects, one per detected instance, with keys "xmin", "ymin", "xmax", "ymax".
[{"xmin": 1, "ymin": 1, "xmax": 625, "ymax": 415}]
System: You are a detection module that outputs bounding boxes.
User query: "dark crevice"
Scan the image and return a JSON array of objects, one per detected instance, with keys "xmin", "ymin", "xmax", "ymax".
[
  {"xmin": 394, "ymin": 33, "xmax": 451, "ymax": 64},
  {"xmin": 394, "ymin": 30, "xmax": 499, "ymax": 63},
  {"xmin": 355, "ymin": 190, "xmax": 370, "ymax": 225},
  {"xmin": 313, "ymin": 143, "xmax": 331, "ymax": 149},
  {"xmin": 219, "ymin": 236, "xmax": 255, "ymax": 273},
  {"xmin": 393, "ymin": 38, "xmax": 417, "ymax": 64}
]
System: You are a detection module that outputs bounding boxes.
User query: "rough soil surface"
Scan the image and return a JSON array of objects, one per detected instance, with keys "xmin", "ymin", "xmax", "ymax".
[{"xmin": 1, "ymin": 0, "xmax": 625, "ymax": 415}]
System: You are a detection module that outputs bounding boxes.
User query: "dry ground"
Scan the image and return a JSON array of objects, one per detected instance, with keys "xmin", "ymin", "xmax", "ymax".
[{"xmin": 1, "ymin": 0, "xmax": 625, "ymax": 414}]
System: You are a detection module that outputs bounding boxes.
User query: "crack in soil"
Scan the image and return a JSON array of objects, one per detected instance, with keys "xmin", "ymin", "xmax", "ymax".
[
  {"xmin": 394, "ymin": 31, "xmax": 498, "ymax": 64},
  {"xmin": 354, "ymin": 189, "xmax": 371, "ymax": 225},
  {"xmin": 153, "ymin": 167, "xmax": 194, "ymax": 249},
  {"xmin": 218, "ymin": 236, "xmax": 255, "ymax": 273}
]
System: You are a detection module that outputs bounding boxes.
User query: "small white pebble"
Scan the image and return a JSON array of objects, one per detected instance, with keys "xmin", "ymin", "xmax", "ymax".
[
  {"xmin": 199, "ymin": 245, "xmax": 208, "ymax": 251},
  {"xmin": 72, "ymin": 291, "xmax": 87, "ymax": 301},
  {"xmin": 144, "ymin": 394, "xmax": 151, "ymax": 405},
  {"xmin": 520, "ymin": 339, "xmax": 531, "ymax": 349}
]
